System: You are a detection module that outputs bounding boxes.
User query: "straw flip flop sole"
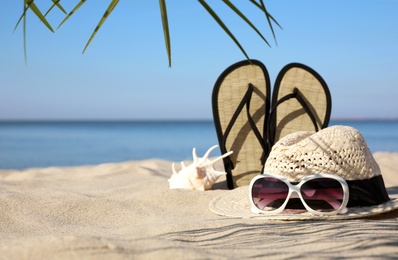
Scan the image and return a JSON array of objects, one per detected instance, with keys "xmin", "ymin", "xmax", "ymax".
[
  {"xmin": 212, "ymin": 60, "xmax": 270, "ymax": 189},
  {"xmin": 269, "ymin": 63, "xmax": 331, "ymax": 146}
]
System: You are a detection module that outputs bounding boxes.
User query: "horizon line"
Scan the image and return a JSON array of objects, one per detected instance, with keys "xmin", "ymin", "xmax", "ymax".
[{"xmin": 0, "ymin": 117, "xmax": 398, "ymax": 122}]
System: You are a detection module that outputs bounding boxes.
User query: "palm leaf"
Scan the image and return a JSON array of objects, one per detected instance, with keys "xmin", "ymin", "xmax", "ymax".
[
  {"xmin": 44, "ymin": 0, "xmax": 67, "ymax": 17},
  {"xmin": 250, "ymin": 0, "xmax": 282, "ymax": 44},
  {"xmin": 15, "ymin": 0, "xmax": 54, "ymax": 33},
  {"xmin": 198, "ymin": 0, "xmax": 251, "ymax": 61},
  {"xmin": 15, "ymin": 0, "xmax": 56, "ymax": 65},
  {"xmin": 23, "ymin": 3, "xmax": 27, "ymax": 65},
  {"xmin": 24, "ymin": 0, "xmax": 54, "ymax": 32},
  {"xmin": 159, "ymin": 0, "xmax": 171, "ymax": 67},
  {"xmin": 259, "ymin": 0, "xmax": 281, "ymax": 44},
  {"xmin": 249, "ymin": 1, "xmax": 282, "ymax": 29},
  {"xmin": 14, "ymin": 0, "xmax": 280, "ymax": 66},
  {"xmin": 82, "ymin": 0, "xmax": 119, "ymax": 53},
  {"xmin": 57, "ymin": 0, "xmax": 87, "ymax": 29},
  {"xmin": 13, "ymin": 3, "xmax": 28, "ymax": 32},
  {"xmin": 222, "ymin": 0, "xmax": 270, "ymax": 47}
]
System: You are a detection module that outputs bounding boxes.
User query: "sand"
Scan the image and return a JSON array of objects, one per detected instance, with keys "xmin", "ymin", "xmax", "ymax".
[{"xmin": 0, "ymin": 152, "xmax": 397, "ymax": 259}]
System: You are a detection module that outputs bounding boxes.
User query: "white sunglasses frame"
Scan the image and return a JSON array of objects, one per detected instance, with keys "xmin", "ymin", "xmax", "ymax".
[{"xmin": 249, "ymin": 173, "xmax": 349, "ymax": 216}]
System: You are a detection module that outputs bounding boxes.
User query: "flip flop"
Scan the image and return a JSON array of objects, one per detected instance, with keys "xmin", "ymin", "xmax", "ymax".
[
  {"xmin": 268, "ymin": 63, "xmax": 332, "ymax": 148},
  {"xmin": 212, "ymin": 60, "xmax": 270, "ymax": 189}
]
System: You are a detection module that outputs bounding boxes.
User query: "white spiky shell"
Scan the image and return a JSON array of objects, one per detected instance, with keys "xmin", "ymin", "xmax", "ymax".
[{"xmin": 168, "ymin": 145, "xmax": 233, "ymax": 191}]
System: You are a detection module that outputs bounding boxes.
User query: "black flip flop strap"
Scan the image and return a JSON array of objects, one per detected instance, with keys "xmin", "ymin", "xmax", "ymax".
[
  {"xmin": 222, "ymin": 83, "xmax": 268, "ymax": 169},
  {"xmin": 268, "ymin": 88, "xmax": 319, "ymax": 148},
  {"xmin": 245, "ymin": 84, "xmax": 269, "ymax": 163}
]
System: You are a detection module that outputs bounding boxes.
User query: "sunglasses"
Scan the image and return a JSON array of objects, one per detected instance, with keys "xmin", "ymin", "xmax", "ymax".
[{"xmin": 249, "ymin": 173, "xmax": 349, "ymax": 215}]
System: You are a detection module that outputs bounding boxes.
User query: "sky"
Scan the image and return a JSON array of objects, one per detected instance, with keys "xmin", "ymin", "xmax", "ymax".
[{"xmin": 1, "ymin": 1, "xmax": 398, "ymax": 120}]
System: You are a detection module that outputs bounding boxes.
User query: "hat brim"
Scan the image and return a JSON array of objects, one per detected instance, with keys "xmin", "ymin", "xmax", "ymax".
[{"xmin": 209, "ymin": 186, "xmax": 398, "ymax": 220}]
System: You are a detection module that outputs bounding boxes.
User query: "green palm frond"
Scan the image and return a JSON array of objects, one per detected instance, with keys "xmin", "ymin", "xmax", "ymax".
[
  {"xmin": 159, "ymin": 0, "xmax": 171, "ymax": 67},
  {"xmin": 222, "ymin": 0, "xmax": 271, "ymax": 47},
  {"xmin": 23, "ymin": 3, "xmax": 27, "ymax": 65},
  {"xmin": 57, "ymin": 0, "xmax": 87, "ymax": 29},
  {"xmin": 15, "ymin": 0, "xmax": 56, "ymax": 65},
  {"xmin": 15, "ymin": 0, "xmax": 54, "ymax": 32},
  {"xmin": 23, "ymin": 0, "xmax": 54, "ymax": 32},
  {"xmin": 15, "ymin": 0, "xmax": 281, "ymax": 66},
  {"xmin": 44, "ymin": 0, "xmax": 67, "ymax": 17},
  {"xmin": 82, "ymin": 0, "xmax": 120, "ymax": 53},
  {"xmin": 198, "ymin": 0, "xmax": 251, "ymax": 61},
  {"xmin": 250, "ymin": 0, "xmax": 282, "ymax": 44}
]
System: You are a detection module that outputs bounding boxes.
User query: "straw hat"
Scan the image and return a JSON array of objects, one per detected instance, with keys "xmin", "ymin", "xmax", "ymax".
[{"xmin": 209, "ymin": 125, "xmax": 398, "ymax": 220}]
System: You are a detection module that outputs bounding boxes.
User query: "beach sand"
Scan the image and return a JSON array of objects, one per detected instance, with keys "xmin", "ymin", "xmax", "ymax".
[{"xmin": 0, "ymin": 152, "xmax": 397, "ymax": 259}]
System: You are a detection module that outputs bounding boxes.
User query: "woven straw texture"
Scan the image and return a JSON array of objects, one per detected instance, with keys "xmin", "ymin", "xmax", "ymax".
[
  {"xmin": 209, "ymin": 186, "xmax": 398, "ymax": 220},
  {"xmin": 274, "ymin": 66, "xmax": 329, "ymax": 142},
  {"xmin": 216, "ymin": 64, "xmax": 268, "ymax": 187},
  {"xmin": 264, "ymin": 125, "xmax": 380, "ymax": 181},
  {"xmin": 209, "ymin": 125, "xmax": 398, "ymax": 220}
]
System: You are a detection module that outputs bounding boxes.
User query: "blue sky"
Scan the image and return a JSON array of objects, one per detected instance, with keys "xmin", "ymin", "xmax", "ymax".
[{"xmin": 1, "ymin": 1, "xmax": 398, "ymax": 120}]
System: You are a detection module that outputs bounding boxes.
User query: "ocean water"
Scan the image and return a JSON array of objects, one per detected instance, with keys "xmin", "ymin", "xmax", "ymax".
[{"xmin": 0, "ymin": 120, "xmax": 397, "ymax": 169}]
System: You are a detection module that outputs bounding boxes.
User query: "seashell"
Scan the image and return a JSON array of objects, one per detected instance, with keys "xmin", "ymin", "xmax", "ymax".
[{"xmin": 168, "ymin": 145, "xmax": 233, "ymax": 191}]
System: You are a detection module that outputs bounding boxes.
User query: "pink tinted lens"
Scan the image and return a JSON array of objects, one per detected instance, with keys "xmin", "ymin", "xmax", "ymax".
[
  {"xmin": 300, "ymin": 178, "xmax": 344, "ymax": 212},
  {"xmin": 251, "ymin": 177, "xmax": 289, "ymax": 211}
]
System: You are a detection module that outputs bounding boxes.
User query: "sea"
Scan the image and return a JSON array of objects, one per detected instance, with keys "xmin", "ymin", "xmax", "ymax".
[{"xmin": 0, "ymin": 119, "xmax": 397, "ymax": 169}]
